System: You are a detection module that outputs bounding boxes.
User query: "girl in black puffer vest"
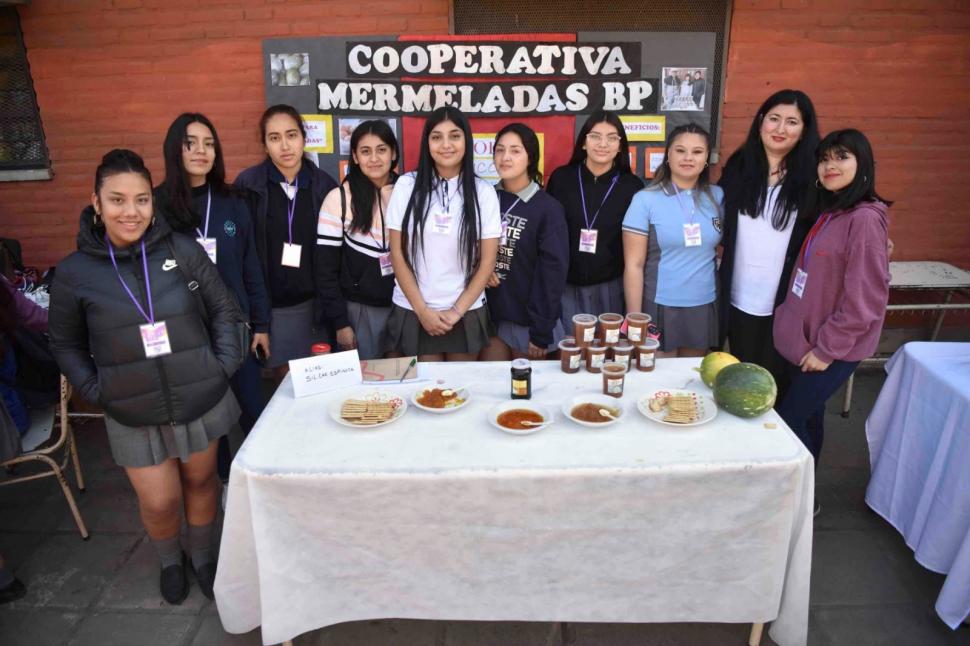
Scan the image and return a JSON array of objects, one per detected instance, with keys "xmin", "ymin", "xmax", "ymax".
[{"xmin": 49, "ymin": 149, "xmax": 243, "ymax": 605}]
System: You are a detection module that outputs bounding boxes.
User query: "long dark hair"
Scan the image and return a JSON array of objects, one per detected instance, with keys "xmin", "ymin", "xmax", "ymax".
[
  {"xmin": 721, "ymin": 89, "xmax": 819, "ymax": 229},
  {"xmin": 814, "ymin": 129, "xmax": 892, "ymax": 215},
  {"xmin": 344, "ymin": 120, "xmax": 399, "ymax": 235},
  {"xmin": 494, "ymin": 122, "xmax": 543, "ymax": 187},
  {"xmin": 156, "ymin": 113, "xmax": 229, "ymax": 232},
  {"xmin": 648, "ymin": 124, "xmax": 719, "ymax": 212},
  {"xmin": 259, "ymin": 104, "xmax": 306, "ymax": 143},
  {"xmin": 567, "ymin": 110, "xmax": 632, "ymax": 175},
  {"xmin": 401, "ymin": 107, "xmax": 481, "ymax": 279}
]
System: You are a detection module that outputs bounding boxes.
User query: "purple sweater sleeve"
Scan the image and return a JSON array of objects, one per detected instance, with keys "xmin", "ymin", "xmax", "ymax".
[{"xmin": 813, "ymin": 207, "xmax": 889, "ymax": 364}]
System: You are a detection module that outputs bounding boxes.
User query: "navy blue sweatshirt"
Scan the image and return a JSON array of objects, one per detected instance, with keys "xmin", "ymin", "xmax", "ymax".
[
  {"xmin": 546, "ymin": 163, "xmax": 643, "ymax": 286},
  {"xmin": 156, "ymin": 184, "xmax": 271, "ymax": 333},
  {"xmin": 486, "ymin": 182, "xmax": 570, "ymax": 348}
]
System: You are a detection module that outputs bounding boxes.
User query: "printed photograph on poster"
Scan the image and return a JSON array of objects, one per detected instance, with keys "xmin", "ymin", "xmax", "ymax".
[
  {"xmin": 628, "ymin": 145, "xmax": 638, "ymax": 174},
  {"xmin": 661, "ymin": 67, "xmax": 707, "ymax": 111},
  {"xmin": 302, "ymin": 114, "xmax": 334, "ymax": 154},
  {"xmin": 270, "ymin": 53, "xmax": 310, "ymax": 87},
  {"xmin": 644, "ymin": 147, "xmax": 666, "ymax": 179},
  {"xmin": 619, "ymin": 115, "xmax": 665, "ymax": 142},
  {"xmin": 473, "ymin": 132, "xmax": 545, "ymax": 183},
  {"xmin": 337, "ymin": 117, "xmax": 398, "ymax": 156}
]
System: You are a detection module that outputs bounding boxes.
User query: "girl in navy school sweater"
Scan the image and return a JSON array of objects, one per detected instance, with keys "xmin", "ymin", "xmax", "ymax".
[
  {"xmin": 481, "ymin": 123, "xmax": 569, "ymax": 361},
  {"xmin": 154, "ymin": 113, "xmax": 270, "ymax": 479}
]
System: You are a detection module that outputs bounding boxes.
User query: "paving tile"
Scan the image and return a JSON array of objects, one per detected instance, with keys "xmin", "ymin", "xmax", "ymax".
[
  {"xmin": 0, "ymin": 531, "xmax": 50, "ymax": 573},
  {"xmin": 567, "ymin": 621, "xmax": 778, "ymax": 645},
  {"xmin": 444, "ymin": 620, "xmax": 560, "ymax": 646},
  {"xmin": 0, "ymin": 478, "xmax": 73, "ymax": 534},
  {"xmin": 97, "ymin": 537, "xmax": 211, "ymax": 613},
  {"xmin": 0, "ymin": 608, "xmax": 83, "ymax": 646},
  {"xmin": 65, "ymin": 611, "xmax": 196, "ymax": 646},
  {"xmin": 299, "ymin": 619, "xmax": 441, "ymax": 646},
  {"xmin": 190, "ymin": 613, "xmax": 264, "ymax": 646},
  {"xmin": 813, "ymin": 467, "xmax": 885, "ymax": 532},
  {"xmin": 7, "ymin": 533, "xmax": 141, "ymax": 610},
  {"xmin": 809, "ymin": 605, "xmax": 968, "ymax": 646},
  {"xmin": 54, "ymin": 476, "xmax": 144, "ymax": 534}
]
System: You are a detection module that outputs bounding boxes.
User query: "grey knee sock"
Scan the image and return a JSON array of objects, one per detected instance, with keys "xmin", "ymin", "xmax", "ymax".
[
  {"xmin": 187, "ymin": 522, "xmax": 215, "ymax": 568},
  {"xmin": 150, "ymin": 535, "xmax": 182, "ymax": 569}
]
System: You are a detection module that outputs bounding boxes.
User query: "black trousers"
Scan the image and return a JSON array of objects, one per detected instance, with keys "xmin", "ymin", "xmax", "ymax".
[{"xmin": 726, "ymin": 305, "xmax": 790, "ymax": 399}]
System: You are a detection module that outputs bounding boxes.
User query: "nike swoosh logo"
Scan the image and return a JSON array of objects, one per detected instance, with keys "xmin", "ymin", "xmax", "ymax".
[{"xmin": 162, "ymin": 259, "xmax": 178, "ymax": 271}]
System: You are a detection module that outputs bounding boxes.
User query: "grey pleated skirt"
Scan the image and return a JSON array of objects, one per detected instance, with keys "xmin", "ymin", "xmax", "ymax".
[
  {"xmin": 267, "ymin": 299, "xmax": 326, "ymax": 368},
  {"xmin": 559, "ymin": 278, "xmax": 625, "ymax": 331},
  {"xmin": 643, "ymin": 300, "xmax": 718, "ymax": 353},
  {"xmin": 104, "ymin": 388, "xmax": 240, "ymax": 468},
  {"xmin": 496, "ymin": 320, "xmax": 566, "ymax": 355},
  {"xmin": 346, "ymin": 301, "xmax": 392, "ymax": 361},
  {"xmin": 381, "ymin": 305, "xmax": 494, "ymax": 356}
]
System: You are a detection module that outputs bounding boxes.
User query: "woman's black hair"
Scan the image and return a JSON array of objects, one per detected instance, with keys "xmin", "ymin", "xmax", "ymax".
[
  {"xmin": 259, "ymin": 104, "xmax": 307, "ymax": 144},
  {"xmin": 647, "ymin": 123, "xmax": 719, "ymax": 212},
  {"xmin": 567, "ymin": 110, "xmax": 632, "ymax": 175},
  {"xmin": 400, "ymin": 106, "xmax": 481, "ymax": 279},
  {"xmin": 494, "ymin": 122, "xmax": 543, "ymax": 187},
  {"xmin": 156, "ymin": 113, "xmax": 229, "ymax": 233},
  {"xmin": 720, "ymin": 89, "xmax": 820, "ymax": 230},
  {"xmin": 94, "ymin": 148, "xmax": 153, "ymax": 195},
  {"xmin": 344, "ymin": 120, "xmax": 399, "ymax": 235},
  {"xmin": 814, "ymin": 129, "xmax": 892, "ymax": 214}
]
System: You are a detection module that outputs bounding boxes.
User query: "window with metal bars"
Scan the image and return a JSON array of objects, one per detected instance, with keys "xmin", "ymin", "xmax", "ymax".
[
  {"xmin": 0, "ymin": 7, "xmax": 51, "ymax": 181},
  {"xmin": 452, "ymin": 0, "xmax": 731, "ymax": 154}
]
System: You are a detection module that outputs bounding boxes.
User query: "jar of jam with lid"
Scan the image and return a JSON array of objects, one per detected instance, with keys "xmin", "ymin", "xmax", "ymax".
[{"xmin": 511, "ymin": 358, "xmax": 532, "ymax": 399}]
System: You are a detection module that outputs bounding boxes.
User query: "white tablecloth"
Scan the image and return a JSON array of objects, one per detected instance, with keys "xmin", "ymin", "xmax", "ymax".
[
  {"xmin": 865, "ymin": 342, "xmax": 970, "ymax": 629},
  {"xmin": 215, "ymin": 359, "xmax": 813, "ymax": 646}
]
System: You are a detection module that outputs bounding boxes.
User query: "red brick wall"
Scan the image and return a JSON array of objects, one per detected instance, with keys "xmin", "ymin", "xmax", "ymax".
[{"xmin": 2, "ymin": 0, "xmax": 969, "ymax": 276}]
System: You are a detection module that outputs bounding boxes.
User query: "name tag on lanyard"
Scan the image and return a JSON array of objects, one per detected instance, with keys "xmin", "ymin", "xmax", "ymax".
[
  {"xmin": 792, "ymin": 268, "xmax": 808, "ymax": 298},
  {"xmin": 196, "ymin": 237, "xmax": 217, "ymax": 263},
  {"xmin": 579, "ymin": 228, "xmax": 598, "ymax": 254},
  {"xmin": 683, "ymin": 223, "xmax": 702, "ymax": 247},
  {"xmin": 378, "ymin": 252, "xmax": 394, "ymax": 277},
  {"xmin": 499, "ymin": 218, "xmax": 509, "ymax": 247},
  {"xmin": 432, "ymin": 211, "xmax": 453, "ymax": 235},
  {"xmin": 140, "ymin": 322, "xmax": 172, "ymax": 358},
  {"xmin": 282, "ymin": 242, "xmax": 302, "ymax": 268}
]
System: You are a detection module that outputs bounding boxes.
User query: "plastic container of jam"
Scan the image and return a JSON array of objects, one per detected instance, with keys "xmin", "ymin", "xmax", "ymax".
[
  {"xmin": 559, "ymin": 337, "xmax": 582, "ymax": 374},
  {"xmin": 602, "ymin": 361, "xmax": 627, "ymax": 398},
  {"xmin": 598, "ymin": 313, "xmax": 624, "ymax": 346},
  {"xmin": 585, "ymin": 340, "xmax": 607, "ymax": 373},
  {"xmin": 511, "ymin": 358, "xmax": 532, "ymax": 399},
  {"xmin": 634, "ymin": 338, "xmax": 660, "ymax": 372},
  {"xmin": 625, "ymin": 312, "xmax": 651, "ymax": 343},
  {"xmin": 572, "ymin": 313, "xmax": 597, "ymax": 347},
  {"xmin": 611, "ymin": 341, "xmax": 634, "ymax": 371}
]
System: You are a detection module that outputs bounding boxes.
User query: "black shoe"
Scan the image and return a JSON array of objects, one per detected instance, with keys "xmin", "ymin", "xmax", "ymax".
[
  {"xmin": 0, "ymin": 578, "xmax": 26, "ymax": 605},
  {"xmin": 160, "ymin": 552, "xmax": 189, "ymax": 605},
  {"xmin": 192, "ymin": 559, "xmax": 217, "ymax": 600}
]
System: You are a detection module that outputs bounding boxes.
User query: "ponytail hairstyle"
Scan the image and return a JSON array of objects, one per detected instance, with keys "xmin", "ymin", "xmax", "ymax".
[
  {"xmin": 647, "ymin": 124, "xmax": 719, "ymax": 212},
  {"xmin": 720, "ymin": 89, "xmax": 820, "ymax": 229},
  {"xmin": 344, "ymin": 119, "xmax": 399, "ymax": 235},
  {"xmin": 92, "ymin": 148, "xmax": 154, "ymax": 231},
  {"xmin": 567, "ymin": 110, "xmax": 632, "ymax": 175},
  {"xmin": 814, "ymin": 129, "xmax": 892, "ymax": 216},
  {"xmin": 157, "ymin": 112, "xmax": 229, "ymax": 233},
  {"xmin": 400, "ymin": 106, "xmax": 481, "ymax": 280},
  {"xmin": 494, "ymin": 122, "xmax": 543, "ymax": 187},
  {"xmin": 259, "ymin": 103, "xmax": 306, "ymax": 144}
]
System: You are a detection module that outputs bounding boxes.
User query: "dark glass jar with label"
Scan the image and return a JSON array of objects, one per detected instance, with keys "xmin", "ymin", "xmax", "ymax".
[{"xmin": 511, "ymin": 358, "xmax": 532, "ymax": 399}]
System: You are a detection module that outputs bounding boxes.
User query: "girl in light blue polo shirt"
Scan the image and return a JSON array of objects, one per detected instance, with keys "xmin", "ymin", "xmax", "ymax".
[{"xmin": 622, "ymin": 124, "xmax": 723, "ymax": 356}]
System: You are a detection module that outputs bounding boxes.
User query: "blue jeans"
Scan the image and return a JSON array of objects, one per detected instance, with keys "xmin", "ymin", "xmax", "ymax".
[
  {"xmin": 776, "ymin": 359, "xmax": 859, "ymax": 465},
  {"xmin": 218, "ymin": 353, "xmax": 266, "ymax": 480}
]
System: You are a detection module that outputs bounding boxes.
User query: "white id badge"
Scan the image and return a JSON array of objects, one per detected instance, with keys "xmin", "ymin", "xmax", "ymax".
[
  {"xmin": 196, "ymin": 237, "xmax": 217, "ymax": 263},
  {"xmin": 140, "ymin": 321, "xmax": 172, "ymax": 358},
  {"xmin": 499, "ymin": 219, "xmax": 509, "ymax": 247},
  {"xmin": 683, "ymin": 223, "xmax": 702, "ymax": 247},
  {"xmin": 281, "ymin": 243, "xmax": 302, "ymax": 268},
  {"xmin": 378, "ymin": 252, "xmax": 394, "ymax": 277},
  {"xmin": 579, "ymin": 228, "xmax": 598, "ymax": 254},
  {"xmin": 792, "ymin": 268, "xmax": 808, "ymax": 298},
  {"xmin": 432, "ymin": 211, "xmax": 453, "ymax": 235}
]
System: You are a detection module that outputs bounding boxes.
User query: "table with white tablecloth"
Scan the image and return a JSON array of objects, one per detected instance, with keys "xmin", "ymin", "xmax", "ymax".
[
  {"xmin": 865, "ymin": 342, "xmax": 970, "ymax": 629},
  {"xmin": 214, "ymin": 359, "xmax": 813, "ymax": 646}
]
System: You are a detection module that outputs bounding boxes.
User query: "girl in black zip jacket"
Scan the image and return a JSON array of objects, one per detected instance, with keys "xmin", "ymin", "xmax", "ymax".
[{"xmin": 49, "ymin": 150, "xmax": 243, "ymax": 605}]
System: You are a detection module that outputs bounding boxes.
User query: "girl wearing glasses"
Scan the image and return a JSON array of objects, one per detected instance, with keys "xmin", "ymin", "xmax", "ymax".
[{"xmin": 547, "ymin": 111, "xmax": 643, "ymax": 326}]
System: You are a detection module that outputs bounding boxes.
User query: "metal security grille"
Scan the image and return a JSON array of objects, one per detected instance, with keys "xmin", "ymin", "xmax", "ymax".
[
  {"xmin": 453, "ymin": 0, "xmax": 731, "ymax": 146},
  {"xmin": 0, "ymin": 8, "xmax": 50, "ymax": 171}
]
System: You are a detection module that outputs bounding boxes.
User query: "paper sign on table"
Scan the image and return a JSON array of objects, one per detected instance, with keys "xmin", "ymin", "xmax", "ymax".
[
  {"xmin": 289, "ymin": 349, "xmax": 362, "ymax": 398},
  {"xmin": 361, "ymin": 356, "xmax": 419, "ymax": 382}
]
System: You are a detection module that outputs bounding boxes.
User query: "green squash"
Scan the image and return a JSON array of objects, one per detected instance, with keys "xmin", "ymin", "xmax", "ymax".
[
  {"xmin": 694, "ymin": 351, "xmax": 740, "ymax": 388},
  {"xmin": 713, "ymin": 362, "xmax": 777, "ymax": 418}
]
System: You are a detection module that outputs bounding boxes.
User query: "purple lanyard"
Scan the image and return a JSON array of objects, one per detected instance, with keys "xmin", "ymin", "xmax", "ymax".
[
  {"xmin": 800, "ymin": 212, "xmax": 834, "ymax": 272},
  {"xmin": 671, "ymin": 182, "xmax": 696, "ymax": 224},
  {"xmin": 107, "ymin": 236, "xmax": 155, "ymax": 325},
  {"xmin": 195, "ymin": 186, "xmax": 212, "ymax": 239},
  {"xmin": 577, "ymin": 165, "xmax": 619, "ymax": 230},
  {"xmin": 285, "ymin": 176, "xmax": 299, "ymax": 244}
]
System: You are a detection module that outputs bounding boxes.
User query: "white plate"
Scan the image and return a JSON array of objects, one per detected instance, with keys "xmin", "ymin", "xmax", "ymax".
[
  {"xmin": 488, "ymin": 401, "xmax": 553, "ymax": 436},
  {"xmin": 637, "ymin": 389, "xmax": 717, "ymax": 428},
  {"xmin": 411, "ymin": 383, "xmax": 470, "ymax": 414},
  {"xmin": 328, "ymin": 389, "xmax": 408, "ymax": 429},
  {"xmin": 561, "ymin": 394, "xmax": 624, "ymax": 428}
]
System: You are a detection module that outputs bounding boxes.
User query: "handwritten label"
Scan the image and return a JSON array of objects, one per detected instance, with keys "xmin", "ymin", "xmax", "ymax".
[{"xmin": 289, "ymin": 349, "xmax": 362, "ymax": 398}]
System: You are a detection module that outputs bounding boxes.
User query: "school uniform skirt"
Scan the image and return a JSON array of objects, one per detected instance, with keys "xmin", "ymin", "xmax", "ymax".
[
  {"xmin": 267, "ymin": 299, "xmax": 327, "ymax": 368},
  {"xmin": 559, "ymin": 277, "xmax": 625, "ymax": 331},
  {"xmin": 381, "ymin": 305, "xmax": 494, "ymax": 356},
  {"xmin": 346, "ymin": 301, "xmax": 392, "ymax": 361},
  {"xmin": 643, "ymin": 300, "xmax": 719, "ymax": 353}
]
